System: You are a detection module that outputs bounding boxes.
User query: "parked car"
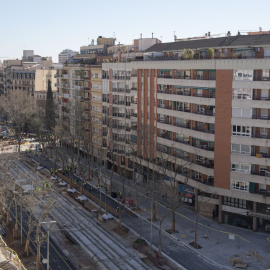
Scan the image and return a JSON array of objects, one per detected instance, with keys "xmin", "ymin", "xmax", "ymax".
[
  {"xmin": 232, "ymin": 218, "xmax": 252, "ymax": 229},
  {"xmin": 265, "ymin": 223, "xmax": 270, "ymax": 232}
]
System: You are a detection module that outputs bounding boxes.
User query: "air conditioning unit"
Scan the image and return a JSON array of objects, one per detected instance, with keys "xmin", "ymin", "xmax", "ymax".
[{"xmin": 255, "ymin": 47, "xmax": 261, "ymax": 52}]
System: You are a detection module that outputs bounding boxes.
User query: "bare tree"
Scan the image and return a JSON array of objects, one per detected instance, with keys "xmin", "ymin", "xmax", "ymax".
[{"xmin": 0, "ymin": 90, "xmax": 38, "ymax": 152}]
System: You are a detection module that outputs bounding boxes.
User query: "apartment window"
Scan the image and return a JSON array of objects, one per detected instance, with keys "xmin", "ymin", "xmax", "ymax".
[
  {"xmin": 232, "ymin": 107, "xmax": 252, "ymax": 118},
  {"xmin": 261, "ymin": 89, "xmax": 269, "ymax": 100},
  {"xmin": 232, "ymin": 125, "xmax": 251, "ymax": 136},
  {"xmin": 195, "ymin": 171, "xmax": 201, "ymax": 180},
  {"xmin": 231, "ymin": 180, "xmax": 249, "ymax": 191},
  {"xmin": 231, "ymin": 163, "xmax": 250, "ymax": 173},
  {"xmin": 260, "ymin": 127, "xmax": 267, "ymax": 136},
  {"xmin": 261, "ymin": 109, "xmax": 268, "ymax": 119},
  {"xmin": 233, "ymin": 70, "xmax": 253, "ymax": 81},
  {"xmin": 262, "ymin": 70, "xmax": 270, "ymax": 80},
  {"xmin": 232, "ymin": 88, "xmax": 252, "ymax": 100},
  {"xmin": 231, "ymin": 144, "xmax": 251, "ymax": 154}
]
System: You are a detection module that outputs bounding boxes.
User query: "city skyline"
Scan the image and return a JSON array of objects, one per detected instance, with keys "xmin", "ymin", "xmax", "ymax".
[{"xmin": 1, "ymin": 0, "xmax": 270, "ymax": 62}]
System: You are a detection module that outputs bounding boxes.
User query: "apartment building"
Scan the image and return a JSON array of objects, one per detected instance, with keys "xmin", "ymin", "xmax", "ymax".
[
  {"xmin": 55, "ymin": 64, "xmax": 91, "ymax": 139},
  {"xmin": 90, "ymin": 67, "xmax": 104, "ymax": 163},
  {"xmin": 102, "ymin": 33, "xmax": 270, "ymax": 231},
  {"xmin": 58, "ymin": 49, "xmax": 78, "ymax": 64},
  {"xmin": 55, "ymin": 63, "xmax": 105, "ymax": 163}
]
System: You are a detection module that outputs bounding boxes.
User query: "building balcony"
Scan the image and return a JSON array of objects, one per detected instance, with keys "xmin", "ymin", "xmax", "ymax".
[
  {"xmin": 156, "ymin": 107, "xmax": 215, "ymax": 124},
  {"xmin": 157, "ymin": 78, "xmax": 216, "ymax": 89},
  {"xmin": 157, "ymin": 93, "xmax": 215, "ymax": 106}
]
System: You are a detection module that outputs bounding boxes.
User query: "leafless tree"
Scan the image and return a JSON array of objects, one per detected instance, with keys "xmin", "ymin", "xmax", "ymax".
[{"xmin": 0, "ymin": 90, "xmax": 38, "ymax": 152}]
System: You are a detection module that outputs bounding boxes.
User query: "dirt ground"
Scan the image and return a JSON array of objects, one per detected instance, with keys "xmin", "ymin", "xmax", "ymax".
[{"xmin": 2, "ymin": 156, "xmax": 178, "ymax": 270}]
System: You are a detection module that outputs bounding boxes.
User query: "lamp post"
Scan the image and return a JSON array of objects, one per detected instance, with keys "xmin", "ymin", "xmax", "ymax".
[
  {"xmin": 150, "ymin": 191, "xmax": 157, "ymax": 249},
  {"xmin": 40, "ymin": 221, "xmax": 56, "ymax": 270},
  {"xmin": 99, "ymin": 167, "xmax": 102, "ymax": 214}
]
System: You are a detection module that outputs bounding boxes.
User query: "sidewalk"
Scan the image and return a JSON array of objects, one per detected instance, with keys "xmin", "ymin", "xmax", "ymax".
[{"xmin": 31, "ymin": 149, "xmax": 270, "ymax": 270}]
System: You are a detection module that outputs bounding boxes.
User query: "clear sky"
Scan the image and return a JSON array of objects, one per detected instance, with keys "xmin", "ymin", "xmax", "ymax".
[{"xmin": 1, "ymin": 0, "xmax": 270, "ymax": 62}]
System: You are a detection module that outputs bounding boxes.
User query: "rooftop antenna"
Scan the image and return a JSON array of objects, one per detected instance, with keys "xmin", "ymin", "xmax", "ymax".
[
  {"xmin": 174, "ymin": 31, "xmax": 177, "ymax": 42},
  {"xmin": 152, "ymin": 32, "xmax": 153, "ymax": 39},
  {"xmin": 88, "ymin": 37, "xmax": 89, "ymax": 45},
  {"xmin": 259, "ymin": 26, "xmax": 262, "ymax": 31}
]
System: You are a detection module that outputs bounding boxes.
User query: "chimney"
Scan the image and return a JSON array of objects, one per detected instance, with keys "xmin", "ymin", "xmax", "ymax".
[
  {"xmin": 227, "ymin": 31, "xmax": 231, "ymax": 37},
  {"xmin": 152, "ymin": 32, "xmax": 153, "ymax": 39}
]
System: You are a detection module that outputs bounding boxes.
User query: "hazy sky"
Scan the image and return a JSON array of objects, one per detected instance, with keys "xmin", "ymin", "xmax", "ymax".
[{"xmin": 1, "ymin": 0, "xmax": 270, "ymax": 62}]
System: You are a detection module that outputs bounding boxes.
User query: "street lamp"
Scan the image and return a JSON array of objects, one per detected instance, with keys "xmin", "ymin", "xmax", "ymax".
[
  {"xmin": 150, "ymin": 191, "xmax": 157, "ymax": 250},
  {"xmin": 40, "ymin": 221, "xmax": 56, "ymax": 270},
  {"xmin": 99, "ymin": 167, "xmax": 102, "ymax": 214}
]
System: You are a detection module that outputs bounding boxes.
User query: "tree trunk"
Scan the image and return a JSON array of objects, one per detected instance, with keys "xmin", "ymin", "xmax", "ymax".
[
  {"xmin": 18, "ymin": 140, "xmax": 21, "ymax": 153},
  {"xmin": 158, "ymin": 220, "xmax": 162, "ymax": 256},
  {"xmin": 152, "ymin": 202, "xmax": 156, "ymax": 221},
  {"xmin": 25, "ymin": 239, "xmax": 30, "ymax": 255},
  {"xmin": 6, "ymin": 212, "xmax": 9, "ymax": 225},
  {"xmin": 171, "ymin": 209, "xmax": 175, "ymax": 233},
  {"xmin": 194, "ymin": 215, "xmax": 199, "ymax": 248},
  {"xmin": 36, "ymin": 241, "xmax": 40, "ymax": 270},
  {"xmin": 136, "ymin": 190, "xmax": 139, "ymax": 211}
]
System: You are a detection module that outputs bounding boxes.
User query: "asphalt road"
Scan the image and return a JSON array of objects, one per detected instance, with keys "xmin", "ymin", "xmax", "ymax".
[
  {"xmin": 31, "ymin": 153, "xmax": 226, "ymax": 270},
  {"xmin": 9, "ymin": 205, "xmax": 77, "ymax": 270}
]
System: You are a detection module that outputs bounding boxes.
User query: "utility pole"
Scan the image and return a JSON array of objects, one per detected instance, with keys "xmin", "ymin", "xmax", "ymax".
[{"xmin": 40, "ymin": 221, "xmax": 56, "ymax": 270}]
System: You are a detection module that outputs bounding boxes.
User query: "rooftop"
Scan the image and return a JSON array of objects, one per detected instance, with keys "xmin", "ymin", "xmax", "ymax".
[{"xmin": 145, "ymin": 34, "xmax": 270, "ymax": 52}]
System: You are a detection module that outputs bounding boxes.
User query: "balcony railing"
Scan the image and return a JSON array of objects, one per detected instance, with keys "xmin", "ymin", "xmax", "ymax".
[
  {"xmin": 173, "ymin": 122, "xmax": 190, "ymax": 130},
  {"xmin": 195, "ymin": 160, "xmax": 214, "ymax": 168},
  {"xmin": 192, "ymin": 142, "xmax": 214, "ymax": 151},
  {"xmin": 251, "ymin": 134, "xmax": 270, "ymax": 139},
  {"xmin": 193, "ymin": 127, "xmax": 215, "ymax": 134},
  {"xmin": 195, "ymin": 110, "xmax": 215, "ymax": 116},
  {"xmin": 251, "ymin": 152, "xmax": 270, "ymax": 159},
  {"xmin": 159, "ymin": 75, "xmax": 173, "ymax": 79},
  {"xmin": 192, "ymin": 93, "xmax": 215, "ymax": 98},
  {"xmin": 195, "ymin": 75, "xmax": 216, "ymax": 81},
  {"xmin": 253, "ymin": 77, "xmax": 270, "ymax": 81},
  {"xmin": 252, "ymin": 115, "xmax": 270, "ymax": 120},
  {"xmin": 252, "ymin": 96, "xmax": 270, "ymax": 101}
]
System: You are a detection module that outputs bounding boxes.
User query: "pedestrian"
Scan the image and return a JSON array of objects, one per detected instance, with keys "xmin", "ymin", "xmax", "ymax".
[
  {"xmin": 25, "ymin": 149, "xmax": 28, "ymax": 155},
  {"xmin": 115, "ymin": 206, "xmax": 119, "ymax": 213},
  {"xmin": 97, "ymin": 185, "xmax": 100, "ymax": 189},
  {"xmin": 55, "ymin": 169, "xmax": 58, "ymax": 176},
  {"xmin": 104, "ymin": 183, "xmax": 108, "ymax": 192},
  {"xmin": 50, "ymin": 168, "xmax": 53, "ymax": 176},
  {"xmin": 212, "ymin": 209, "xmax": 216, "ymax": 219}
]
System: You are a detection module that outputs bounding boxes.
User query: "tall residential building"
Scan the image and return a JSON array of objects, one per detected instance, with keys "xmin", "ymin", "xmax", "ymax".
[
  {"xmin": 102, "ymin": 32, "xmax": 270, "ymax": 231},
  {"xmin": 90, "ymin": 66, "xmax": 103, "ymax": 164},
  {"xmin": 58, "ymin": 49, "xmax": 78, "ymax": 64},
  {"xmin": 0, "ymin": 51, "xmax": 56, "ymax": 113}
]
